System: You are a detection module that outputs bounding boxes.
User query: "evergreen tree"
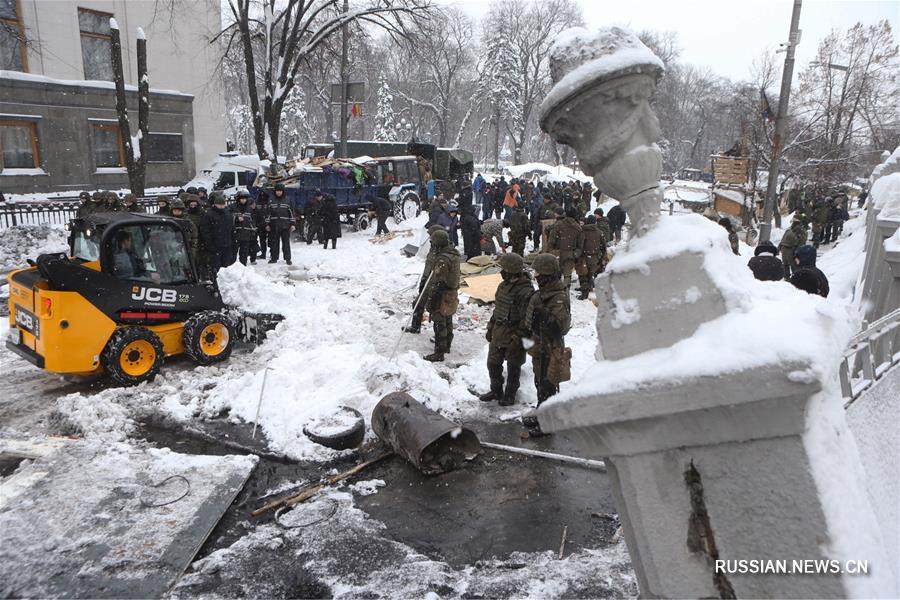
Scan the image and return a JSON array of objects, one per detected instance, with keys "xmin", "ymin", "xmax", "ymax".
[
  {"xmin": 279, "ymin": 86, "xmax": 310, "ymax": 158},
  {"xmin": 374, "ymin": 76, "xmax": 398, "ymax": 141}
]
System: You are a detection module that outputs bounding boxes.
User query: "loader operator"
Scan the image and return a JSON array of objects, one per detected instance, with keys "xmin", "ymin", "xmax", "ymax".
[{"xmin": 112, "ymin": 230, "xmax": 156, "ymax": 282}]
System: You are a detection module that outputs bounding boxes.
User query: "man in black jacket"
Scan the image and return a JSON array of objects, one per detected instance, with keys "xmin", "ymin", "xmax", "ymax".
[
  {"xmin": 201, "ymin": 193, "xmax": 234, "ymax": 275},
  {"xmin": 266, "ymin": 183, "xmax": 295, "ymax": 264},
  {"xmin": 304, "ymin": 190, "xmax": 323, "ymax": 246},
  {"xmin": 372, "ymin": 193, "xmax": 391, "ymax": 236},
  {"xmin": 460, "ymin": 205, "xmax": 481, "ymax": 259},
  {"xmin": 231, "ymin": 190, "xmax": 257, "ymax": 265}
]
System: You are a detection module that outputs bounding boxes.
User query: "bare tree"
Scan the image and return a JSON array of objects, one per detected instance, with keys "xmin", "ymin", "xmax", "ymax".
[
  {"xmin": 219, "ymin": 0, "xmax": 432, "ymax": 159},
  {"xmin": 109, "ymin": 20, "xmax": 150, "ymax": 196}
]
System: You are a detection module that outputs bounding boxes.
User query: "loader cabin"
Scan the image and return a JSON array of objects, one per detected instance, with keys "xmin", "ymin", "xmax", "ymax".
[{"xmin": 68, "ymin": 212, "xmax": 197, "ymax": 285}]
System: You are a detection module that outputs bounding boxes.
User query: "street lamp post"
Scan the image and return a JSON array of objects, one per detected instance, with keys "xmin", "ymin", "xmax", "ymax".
[{"xmin": 759, "ymin": 0, "xmax": 803, "ymax": 243}]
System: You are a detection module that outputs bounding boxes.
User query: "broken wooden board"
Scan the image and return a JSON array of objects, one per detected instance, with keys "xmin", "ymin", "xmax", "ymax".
[
  {"xmin": 0, "ymin": 437, "xmax": 257, "ymax": 598},
  {"xmin": 463, "ymin": 272, "xmax": 503, "ymax": 303}
]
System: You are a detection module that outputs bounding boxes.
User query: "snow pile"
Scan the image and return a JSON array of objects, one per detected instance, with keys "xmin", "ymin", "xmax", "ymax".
[
  {"xmin": 348, "ymin": 479, "xmax": 385, "ymax": 496},
  {"xmin": 871, "ymin": 171, "xmax": 900, "ymax": 217},
  {"xmin": 53, "ymin": 392, "xmax": 136, "ymax": 442},
  {"xmin": 818, "ymin": 211, "xmax": 867, "ymax": 301},
  {"xmin": 540, "ymin": 26, "xmax": 664, "ymax": 122},
  {"xmin": 0, "ymin": 224, "xmax": 68, "ymax": 272},
  {"xmin": 552, "ymin": 214, "xmax": 861, "ymax": 403},
  {"xmin": 868, "ymin": 146, "xmax": 900, "ymax": 186}
]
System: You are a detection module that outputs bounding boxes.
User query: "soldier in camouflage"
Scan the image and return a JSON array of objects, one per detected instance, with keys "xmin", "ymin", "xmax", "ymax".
[
  {"xmin": 522, "ymin": 254, "xmax": 571, "ymax": 436},
  {"xmin": 479, "ymin": 253, "xmax": 535, "ymax": 406},
  {"xmin": 547, "ymin": 207, "xmax": 584, "ymax": 289},
  {"xmin": 405, "ymin": 224, "xmax": 447, "ymax": 334},
  {"xmin": 778, "ymin": 218, "xmax": 808, "ymax": 280},
  {"xmin": 811, "ymin": 196, "xmax": 830, "ymax": 248},
  {"xmin": 508, "ymin": 204, "xmax": 530, "ymax": 256},
  {"xmin": 480, "ymin": 218, "xmax": 506, "ymax": 255},
  {"xmin": 423, "ymin": 229, "xmax": 461, "ymax": 362},
  {"xmin": 576, "ymin": 215, "xmax": 605, "ymax": 299},
  {"xmin": 121, "ymin": 193, "xmax": 144, "ymax": 213},
  {"xmin": 76, "ymin": 191, "xmax": 94, "ymax": 218}
]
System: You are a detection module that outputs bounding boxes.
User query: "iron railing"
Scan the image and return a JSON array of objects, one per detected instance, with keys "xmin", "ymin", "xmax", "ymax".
[
  {"xmin": 0, "ymin": 199, "xmax": 162, "ymax": 228},
  {"xmin": 840, "ymin": 306, "xmax": 900, "ymax": 407}
]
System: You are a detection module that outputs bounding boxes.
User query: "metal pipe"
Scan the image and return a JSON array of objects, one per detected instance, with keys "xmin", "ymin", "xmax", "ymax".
[{"xmin": 481, "ymin": 441, "xmax": 607, "ymax": 471}]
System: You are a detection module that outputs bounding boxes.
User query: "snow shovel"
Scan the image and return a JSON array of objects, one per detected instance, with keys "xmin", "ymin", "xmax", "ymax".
[{"xmin": 371, "ymin": 392, "xmax": 480, "ymax": 475}]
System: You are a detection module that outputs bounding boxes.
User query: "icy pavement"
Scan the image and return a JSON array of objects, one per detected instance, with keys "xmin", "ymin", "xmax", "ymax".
[{"xmin": 0, "ymin": 437, "xmax": 256, "ymax": 598}]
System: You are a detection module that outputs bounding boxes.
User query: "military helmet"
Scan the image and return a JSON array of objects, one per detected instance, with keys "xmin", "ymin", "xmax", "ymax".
[
  {"xmin": 123, "ymin": 193, "xmax": 135, "ymax": 203},
  {"xmin": 430, "ymin": 228, "xmax": 450, "ymax": 247},
  {"xmin": 170, "ymin": 198, "xmax": 186, "ymax": 210},
  {"xmin": 186, "ymin": 186, "xmax": 198, "ymax": 195},
  {"xmin": 197, "ymin": 186, "xmax": 207, "ymax": 194},
  {"xmin": 157, "ymin": 195, "xmax": 171, "ymax": 205},
  {"xmin": 585, "ymin": 215, "xmax": 597, "ymax": 225},
  {"xmin": 427, "ymin": 224, "xmax": 446, "ymax": 236},
  {"xmin": 499, "ymin": 252, "xmax": 524, "ymax": 274},
  {"xmin": 79, "ymin": 191, "xmax": 91, "ymax": 201},
  {"xmin": 92, "ymin": 191, "xmax": 103, "ymax": 201},
  {"xmin": 532, "ymin": 253, "xmax": 559, "ymax": 275},
  {"xmin": 105, "ymin": 191, "xmax": 118, "ymax": 202},
  {"xmin": 211, "ymin": 192, "xmax": 226, "ymax": 205}
]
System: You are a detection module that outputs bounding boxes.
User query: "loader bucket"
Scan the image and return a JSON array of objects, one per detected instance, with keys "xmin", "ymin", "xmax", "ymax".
[
  {"xmin": 233, "ymin": 311, "xmax": 284, "ymax": 344},
  {"xmin": 371, "ymin": 392, "xmax": 480, "ymax": 475}
]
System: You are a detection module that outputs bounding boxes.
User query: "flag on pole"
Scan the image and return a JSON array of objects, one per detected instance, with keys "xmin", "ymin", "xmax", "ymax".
[{"xmin": 350, "ymin": 103, "xmax": 362, "ymax": 118}]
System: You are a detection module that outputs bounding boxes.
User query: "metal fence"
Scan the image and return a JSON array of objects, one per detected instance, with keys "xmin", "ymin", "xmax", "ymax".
[
  {"xmin": 840, "ymin": 306, "xmax": 900, "ymax": 408},
  {"xmin": 0, "ymin": 199, "xmax": 161, "ymax": 228}
]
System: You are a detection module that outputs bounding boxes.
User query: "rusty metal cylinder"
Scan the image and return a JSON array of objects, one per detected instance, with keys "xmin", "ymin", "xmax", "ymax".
[{"xmin": 371, "ymin": 392, "xmax": 480, "ymax": 475}]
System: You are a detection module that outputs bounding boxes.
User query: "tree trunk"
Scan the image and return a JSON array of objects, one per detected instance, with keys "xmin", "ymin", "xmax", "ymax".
[
  {"xmin": 110, "ymin": 24, "xmax": 143, "ymax": 196},
  {"xmin": 135, "ymin": 33, "xmax": 149, "ymax": 197},
  {"xmin": 492, "ymin": 109, "xmax": 500, "ymax": 172}
]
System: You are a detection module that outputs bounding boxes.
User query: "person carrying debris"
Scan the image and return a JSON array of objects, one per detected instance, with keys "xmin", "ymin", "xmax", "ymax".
[
  {"xmin": 480, "ymin": 218, "xmax": 506, "ymax": 255},
  {"xmin": 231, "ymin": 190, "xmax": 257, "ymax": 266},
  {"xmin": 266, "ymin": 183, "xmax": 295, "ymax": 263},
  {"xmin": 523, "ymin": 254, "xmax": 571, "ymax": 436},
  {"xmin": 422, "ymin": 229, "xmax": 461, "ymax": 362},
  {"xmin": 778, "ymin": 218, "xmax": 807, "ymax": 280},
  {"xmin": 509, "ymin": 203, "xmax": 531, "ymax": 256},
  {"xmin": 372, "ymin": 193, "xmax": 392, "ymax": 236},
  {"xmin": 547, "ymin": 208, "xmax": 584, "ymax": 289},
  {"xmin": 577, "ymin": 215, "xmax": 605, "ymax": 300},
  {"xmin": 405, "ymin": 224, "xmax": 446, "ymax": 334},
  {"xmin": 479, "ymin": 253, "xmax": 534, "ymax": 406}
]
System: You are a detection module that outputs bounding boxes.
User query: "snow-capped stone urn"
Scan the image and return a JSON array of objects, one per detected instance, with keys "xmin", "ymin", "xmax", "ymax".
[{"xmin": 536, "ymin": 26, "xmax": 897, "ymax": 599}]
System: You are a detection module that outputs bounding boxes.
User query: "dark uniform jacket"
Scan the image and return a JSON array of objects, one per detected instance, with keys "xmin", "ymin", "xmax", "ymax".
[
  {"xmin": 266, "ymin": 198, "xmax": 295, "ymax": 231},
  {"xmin": 201, "ymin": 206, "xmax": 234, "ymax": 250},
  {"xmin": 231, "ymin": 202, "xmax": 257, "ymax": 242}
]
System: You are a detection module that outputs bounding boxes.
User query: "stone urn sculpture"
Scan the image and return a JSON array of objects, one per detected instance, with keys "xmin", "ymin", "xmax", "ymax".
[{"xmin": 539, "ymin": 27, "xmax": 664, "ymax": 237}]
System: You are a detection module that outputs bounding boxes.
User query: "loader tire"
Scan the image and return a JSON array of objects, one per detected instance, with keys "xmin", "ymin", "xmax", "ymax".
[
  {"xmin": 102, "ymin": 326, "xmax": 164, "ymax": 387},
  {"xmin": 183, "ymin": 311, "xmax": 235, "ymax": 366}
]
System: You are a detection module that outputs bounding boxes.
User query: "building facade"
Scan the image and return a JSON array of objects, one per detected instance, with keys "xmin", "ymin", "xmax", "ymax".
[{"xmin": 0, "ymin": 0, "xmax": 225, "ymax": 196}]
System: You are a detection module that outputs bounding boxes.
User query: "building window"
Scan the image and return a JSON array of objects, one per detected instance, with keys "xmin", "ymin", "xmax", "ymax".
[
  {"xmin": 147, "ymin": 132, "xmax": 184, "ymax": 163},
  {"xmin": 92, "ymin": 123, "xmax": 124, "ymax": 168},
  {"xmin": 0, "ymin": 120, "xmax": 40, "ymax": 170},
  {"xmin": 78, "ymin": 7, "xmax": 113, "ymax": 81},
  {"xmin": 0, "ymin": 0, "xmax": 27, "ymax": 71}
]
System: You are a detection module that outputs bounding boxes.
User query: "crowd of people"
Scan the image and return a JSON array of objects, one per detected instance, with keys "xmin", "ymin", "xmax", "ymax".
[{"xmin": 75, "ymin": 183, "xmax": 346, "ymax": 280}]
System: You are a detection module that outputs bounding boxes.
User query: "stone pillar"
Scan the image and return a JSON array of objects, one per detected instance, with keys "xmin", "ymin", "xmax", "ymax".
[{"xmin": 537, "ymin": 26, "xmax": 897, "ymax": 598}]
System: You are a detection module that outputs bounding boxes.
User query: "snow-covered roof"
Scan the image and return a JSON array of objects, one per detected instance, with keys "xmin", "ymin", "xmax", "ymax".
[{"xmin": 0, "ymin": 70, "xmax": 192, "ymax": 98}]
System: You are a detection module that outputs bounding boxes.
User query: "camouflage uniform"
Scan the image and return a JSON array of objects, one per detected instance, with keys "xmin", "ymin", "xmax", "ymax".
[
  {"xmin": 811, "ymin": 198, "xmax": 830, "ymax": 247},
  {"xmin": 76, "ymin": 192, "xmax": 95, "ymax": 218},
  {"xmin": 480, "ymin": 219, "xmax": 505, "ymax": 255},
  {"xmin": 779, "ymin": 221, "xmax": 808, "ymax": 279},
  {"xmin": 577, "ymin": 218, "xmax": 606, "ymax": 299},
  {"xmin": 405, "ymin": 224, "xmax": 446, "ymax": 334},
  {"xmin": 525, "ymin": 254, "xmax": 571, "ymax": 411},
  {"xmin": 508, "ymin": 207, "xmax": 530, "ymax": 256},
  {"xmin": 121, "ymin": 193, "xmax": 144, "ymax": 213},
  {"xmin": 480, "ymin": 253, "xmax": 535, "ymax": 406},
  {"xmin": 547, "ymin": 215, "xmax": 584, "ymax": 288},
  {"xmin": 423, "ymin": 229, "xmax": 460, "ymax": 362}
]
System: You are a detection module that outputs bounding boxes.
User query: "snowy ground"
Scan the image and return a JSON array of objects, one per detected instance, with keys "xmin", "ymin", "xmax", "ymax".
[{"xmin": 0, "ymin": 202, "xmax": 869, "ymax": 597}]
